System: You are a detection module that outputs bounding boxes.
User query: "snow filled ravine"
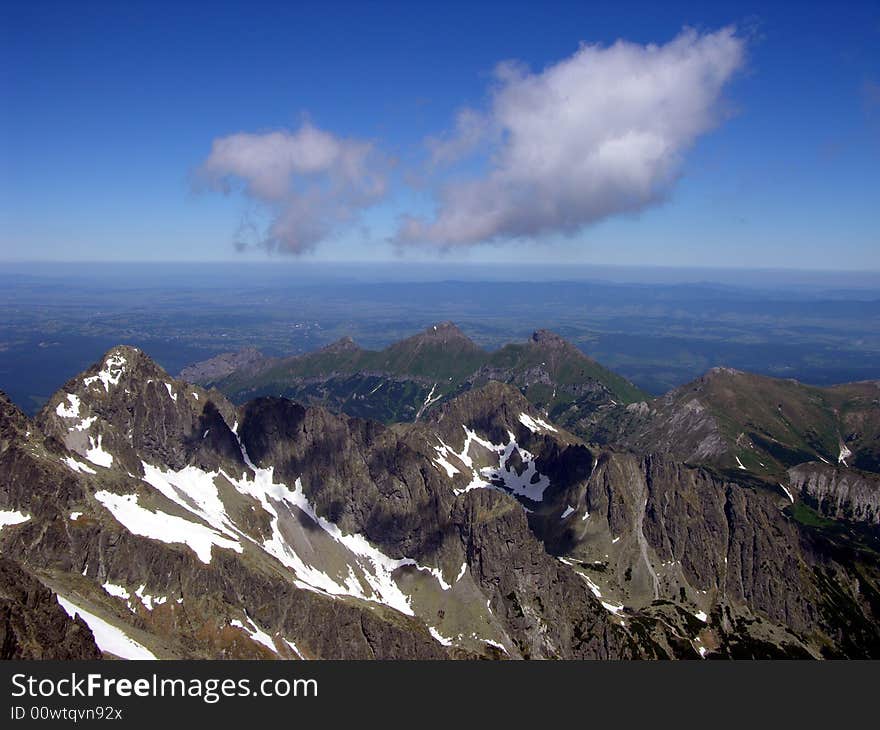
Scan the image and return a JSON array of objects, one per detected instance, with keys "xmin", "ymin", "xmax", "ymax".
[{"xmin": 432, "ymin": 422, "xmax": 551, "ymax": 502}]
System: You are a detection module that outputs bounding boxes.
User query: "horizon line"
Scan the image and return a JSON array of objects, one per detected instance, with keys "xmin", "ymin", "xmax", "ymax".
[{"xmin": 2, "ymin": 259, "xmax": 879, "ymax": 275}]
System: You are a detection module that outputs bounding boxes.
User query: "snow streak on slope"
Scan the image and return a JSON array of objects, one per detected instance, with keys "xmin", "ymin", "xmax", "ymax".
[
  {"xmin": 231, "ymin": 614, "xmax": 278, "ymax": 655},
  {"xmin": 135, "ymin": 439, "xmax": 458, "ymax": 618},
  {"xmin": 57, "ymin": 595, "xmax": 157, "ymax": 660},
  {"xmin": 140, "ymin": 463, "xmax": 240, "ymax": 541},
  {"xmin": 225, "ymin": 458, "xmax": 418, "ymax": 615},
  {"xmin": 415, "ymin": 383, "xmax": 442, "ymax": 420},
  {"xmin": 63, "ymin": 457, "xmax": 97, "ymax": 475},
  {"xmin": 93, "ymin": 490, "xmax": 242, "ymax": 564},
  {"xmin": 779, "ymin": 482, "xmax": 795, "ymax": 503},
  {"xmin": 558, "ymin": 557, "xmax": 626, "ymax": 617},
  {"xmin": 518, "ymin": 413, "xmax": 558, "ymax": 433},
  {"xmin": 222, "ymin": 431, "xmax": 462, "ymax": 615}
]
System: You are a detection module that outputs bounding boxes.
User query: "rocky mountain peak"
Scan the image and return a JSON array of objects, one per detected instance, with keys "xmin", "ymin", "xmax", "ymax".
[
  {"xmin": 397, "ymin": 321, "xmax": 480, "ymax": 352},
  {"xmin": 82, "ymin": 345, "xmax": 167, "ymax": 387},
  {"xmin": 428, "ymin": 380, "xmax": 563, "ymax": 446},
  {"xmin": 705, "ymin": 366, "xmax": 744, "ymax": 379},
  {"xmin": 320, "ymin": 336, "xmax": 360, "ymax": 354},
  {"xmin": 424, "ymin": 321, "xmax": 467, "ymax": 339},
  {"xmin": 530, "ymin": 329, "xmax": 569, "ymax": 349},
  {"xmin": 36, "ymin": 345, "xmax": 240, "ymax": 473}
]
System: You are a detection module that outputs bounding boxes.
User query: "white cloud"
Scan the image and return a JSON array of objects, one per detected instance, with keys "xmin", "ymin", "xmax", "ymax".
[
  {"xmin": 426, "ymin": 108, "xmax": 492, "ymax": 167},
  {"xmin": 397, "ymin": 27, "xmax": 745, "ymax": 248},
  {"xmin": 197, "ymin": 122, "xmax": 387, "ymax": 254}
]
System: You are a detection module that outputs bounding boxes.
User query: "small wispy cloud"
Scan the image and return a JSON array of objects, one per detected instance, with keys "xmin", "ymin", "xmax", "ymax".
[
  {"xmin": 396, "ymin": 26, "xmax": 746, "ymax": 249},
  {"xmin": 196, "ymin": 122, "xmax": 388, "ymax": 254}
]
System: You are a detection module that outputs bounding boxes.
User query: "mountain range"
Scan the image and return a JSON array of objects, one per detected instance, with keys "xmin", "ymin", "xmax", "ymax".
[
  {"xmin": 1, "ymin": 323, "xmax": 878, "ymax": 659},
  {"xmin": 180, "ymin": 322, "xmax": 646, "ymax": 423}
]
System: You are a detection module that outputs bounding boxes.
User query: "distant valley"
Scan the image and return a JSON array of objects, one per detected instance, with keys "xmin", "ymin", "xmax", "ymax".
[{"xmin": 2, "ymin": 263, "xmax": 878, "ymax": 416}]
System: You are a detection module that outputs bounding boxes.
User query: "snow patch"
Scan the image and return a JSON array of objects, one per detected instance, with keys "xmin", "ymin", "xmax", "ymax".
[
  {"xmin": 135, "ymin": 585, "xmax": 168, "ymax": 611},
  {"xmin": 839, "ymin": 443, "xmax": 852, "ymax": 466},
  {"xmin": 518, "ymin": 412, "xmax": 558, "ymax": 433},
  {"xmin": 428, "ymin": 627, "xmax": 454, "ymax": 646},
  {"xmin": 560, "ymin": 505, "xmax": 575, "ymax": 519},
  {"xmin": 55, "ymin": 393, "xmax": 81, "ymax": 418},
  {"xmin": 482, "ymin": 638, "xmax": 508, "ymax": 654},
  {"xmin": 102, "ymin": 582, "xmax": 131, "ymax": 602},
  {"xmin": 222, "ymin": 440, "xmax": 420, "ymax": 616},
  {"xmin": 432, "ymin": 453, "xmax": 460, "ymax": 478},
  {"xmin": 56, "ymin": 595, "xmax": 156, "ymax": 660},
  {"xmin": 0, "ymin": 510, "xmax": 30, "ymax": 531},
  {"xmin": 69, "ymin": 511, "xmax": 83, "ymax": 520},
  {"xmin": 63, "ymin": 457, "xmax": 97, "ymax": 475},
  {"xmin": 140, "ymin": 462, "xmax": 239, "ymax": 542},
  {"xmin": 94, "ymin": 490, "xmax": 242, "ymax": 564},
  {"xmin": 600, "ymin": 600, "xmax": 625, "ymax": 616},
  {"xmin": 694, "ymin": 610, "xmax": 708, "ymax": 623},
  {"xmin": 436, "ymin": 426, "xmax": 551, "ymax": 502},
  {"xmin": 71, "ymin": 416, "xmax": 97, "ymax": 432},
  {"xmin": 581, "ymin": 574, "xmax": 603, "ymax": 598},
  {"xmin": 164, "ymin": 383, "xmax": 177, "ymax": 402},
  {"xmin": 85, "ymin": 435, "xmax": 113, "ymax": 468},
  {"xmin": 735, "ymin": 455, "xmax": 746, "ymax": 470},
  {"xmin": 83, "ymin": 352, "xmax": 127, "ymax": 392},
  {"xmin": 231, "ymin": 614, "xmax": 278, "ymax": 655}
]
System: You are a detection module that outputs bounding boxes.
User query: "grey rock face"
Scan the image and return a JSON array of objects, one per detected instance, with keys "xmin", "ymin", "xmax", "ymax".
[
  {"xmin": 788, "ymin": 462, "xmax": 880, "ymax": 524},
  {"xmin": 179, "ymin": 347, "xmax": 268, "ymax": 385}
]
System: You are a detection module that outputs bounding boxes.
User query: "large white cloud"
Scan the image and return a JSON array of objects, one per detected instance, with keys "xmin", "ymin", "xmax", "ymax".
[
  {"xmin": 397, "ymin": 27, "xmax": 745, "ymax": 248},
  {"xmin": 197, "ymin": 123, "xmax": 387, "ymax": 254}
]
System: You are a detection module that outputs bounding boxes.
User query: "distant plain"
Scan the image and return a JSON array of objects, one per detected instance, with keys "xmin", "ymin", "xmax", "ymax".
[{"xmin": 2, "ymin": 261, "xmax": 878, "ymax": 415}]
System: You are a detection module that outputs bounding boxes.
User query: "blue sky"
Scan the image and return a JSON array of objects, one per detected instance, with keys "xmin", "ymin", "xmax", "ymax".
[{"xmin": 1, "ymin": 0, "xmax": 878, "ymax": 268}]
